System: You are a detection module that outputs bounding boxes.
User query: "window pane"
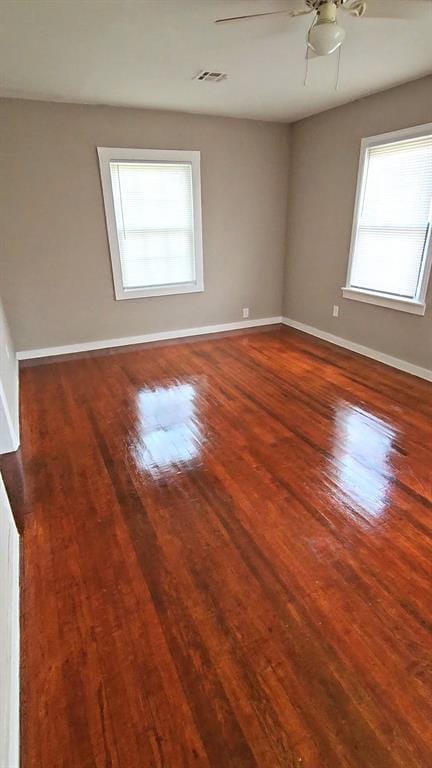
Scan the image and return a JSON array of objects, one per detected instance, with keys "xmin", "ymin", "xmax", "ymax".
[
  {"xmin": 351, "ymin": 226, "xmax": 428, "ymax": 298},
  {"xmin": 362, "ymin": 141, "xmax": 432, "ymax": 227},
  {"xmin": 350, "ymin": 135, "xmax": 432, "ymax": 299},
  {"xmin": 110, "ymin": 161, "xmax": 196, "ymax": 289}
]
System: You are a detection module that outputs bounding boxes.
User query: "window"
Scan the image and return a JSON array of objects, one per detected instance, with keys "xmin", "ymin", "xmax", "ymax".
[
  {"xmin": 98, "ymin": 148, "xmax": 204, "ymax": 300},
  {"xmin": 343, "ymin": 124, "xmax": 432, "ymax": 315}
]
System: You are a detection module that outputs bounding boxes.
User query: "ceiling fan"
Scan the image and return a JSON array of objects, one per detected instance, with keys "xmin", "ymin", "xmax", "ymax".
[{"xmin": 215, "ymin": 0, "xmax": 431, "ymax": 57}]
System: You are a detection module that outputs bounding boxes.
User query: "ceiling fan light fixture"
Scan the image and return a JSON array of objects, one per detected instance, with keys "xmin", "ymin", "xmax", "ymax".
[{"xmin": 308, "ymin": 19, "xmax": 346, "ymax": 55}]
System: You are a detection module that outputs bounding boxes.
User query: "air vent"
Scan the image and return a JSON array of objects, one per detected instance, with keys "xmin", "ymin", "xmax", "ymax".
[{"xmin": 194, "ymin": 70, "xmax": 227, "ymax": 83}]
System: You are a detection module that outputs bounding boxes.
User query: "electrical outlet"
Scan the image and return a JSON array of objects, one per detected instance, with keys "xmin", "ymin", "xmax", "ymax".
[
  {"xmin": 242, "ymin": 307, "xmax": 249, "ymax": 319},
  {"xmin": 333, "ymin": 305, "xmax": 339, "ymax": 318}
]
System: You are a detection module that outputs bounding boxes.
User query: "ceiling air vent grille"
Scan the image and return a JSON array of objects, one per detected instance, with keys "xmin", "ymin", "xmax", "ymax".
[{"xmin": 194, "ymin": 70, "xmax": 227, "ymax": 83}]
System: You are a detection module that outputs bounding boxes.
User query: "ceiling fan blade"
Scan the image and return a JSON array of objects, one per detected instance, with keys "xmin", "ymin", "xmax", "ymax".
[
  {"xmin": 343, "ymin": 0, "xmax": 432, "ymax": 19},
  {"xmin": 214, "ymin": 5, "xmax": 312, "ymax": 24},
  {"xmin": 215, "ymin": 10, "xmax": 290, "ymax": 23},
  {"xmin": 291, "ymin": 7, "xmax": 315, "ymax": 15},
  {"xmin": 341, "ymin": 0, "xmax": 367, "ymax": 16}
]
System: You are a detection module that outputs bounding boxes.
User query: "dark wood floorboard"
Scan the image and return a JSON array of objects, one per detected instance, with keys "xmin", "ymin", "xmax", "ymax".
[{"xmin": 2, "ymin": 327, "xmax": 432, "ymax": 768}]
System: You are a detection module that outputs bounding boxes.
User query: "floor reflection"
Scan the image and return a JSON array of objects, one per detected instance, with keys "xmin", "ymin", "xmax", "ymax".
[
  {"xmin": 132, "ymin": 381, "xmax": 204, "ymax": 477},
  {"xmin": 332, "ymin": 405, "xmax": 396, "ymax": 518}
]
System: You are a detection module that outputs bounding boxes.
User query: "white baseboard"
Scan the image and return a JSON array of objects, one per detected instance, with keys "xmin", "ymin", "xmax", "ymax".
[
  {"xmin": 17, "ymin": 314, "xmax": 431, "ymax": 382},
  {"xmin": 17, "ymin": 316, "xmax": 283, "ymax": 361},
  {"xmin": 282, "ymin": 317, "xmax": 432, "ymax": 383}
]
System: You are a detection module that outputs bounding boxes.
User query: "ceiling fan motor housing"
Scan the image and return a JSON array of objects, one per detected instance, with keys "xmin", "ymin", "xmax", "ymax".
[
  {"xmin": 306, "ymin": 0, "xmax": 338, "ymax": 10},
  {"xmin": 316, "ymin": 2, "xmax": 338, "ymax": 22}
]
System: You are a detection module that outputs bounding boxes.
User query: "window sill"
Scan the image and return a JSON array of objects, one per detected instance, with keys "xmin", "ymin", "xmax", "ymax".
[
  {"xmin": 115, "ymin": 281, "xmax": 204, "ymax": 301},
  {"xmin": 341, "ymin": 287, "xmax": 426, "ymax": 316}
]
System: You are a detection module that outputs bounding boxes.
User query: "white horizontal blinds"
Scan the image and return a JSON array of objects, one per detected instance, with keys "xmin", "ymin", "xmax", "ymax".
[
  {"xmin": 351, "ymin": 135, "xmax": 432, "ymax": 298},
  {"xmin": 110, "ymin": 161, "xmax": 195, "ymax": 289}
]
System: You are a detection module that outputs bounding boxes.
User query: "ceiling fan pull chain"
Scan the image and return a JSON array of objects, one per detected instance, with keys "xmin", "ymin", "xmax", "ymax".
[
  {"xmin": 304, "ymin": 45, "xmax": 310, "ymax": 87},
  {"xmin": 335, "ymin": 44, "xmax": 342, "ymax": 91}
]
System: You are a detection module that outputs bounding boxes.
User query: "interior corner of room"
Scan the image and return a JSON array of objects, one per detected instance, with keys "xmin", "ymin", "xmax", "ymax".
[
  {"xmin": 0, "ymin": 76, "xmax": 431, "ymax": 377},
  {"xmin": 282, "ymin": 77, "xmax": 432, "ymax": 379}
]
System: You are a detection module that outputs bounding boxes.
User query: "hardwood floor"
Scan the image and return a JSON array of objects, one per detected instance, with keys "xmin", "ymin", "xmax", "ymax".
[{"xmin": 2, "ymin": 326, "xmax": 432, "ymax": 768}]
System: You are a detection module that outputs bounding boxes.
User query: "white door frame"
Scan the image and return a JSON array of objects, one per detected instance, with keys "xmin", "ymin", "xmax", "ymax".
[{"xmin": 0, "ymin": 473, "xmax": 20, "ymax": 768}]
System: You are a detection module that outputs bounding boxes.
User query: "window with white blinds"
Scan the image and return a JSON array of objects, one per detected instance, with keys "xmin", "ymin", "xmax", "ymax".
[
  {"xmin": 98, "ymin": 148, "xmax": 204, "ymax": 300},
  {"xmin": 344, "ymin": 126, "xmax": 432, "ymax": 315}
]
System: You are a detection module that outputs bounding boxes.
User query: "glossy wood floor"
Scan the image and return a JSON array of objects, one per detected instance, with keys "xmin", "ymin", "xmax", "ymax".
[{"xmin": 2, "ymin": 326, "xmax": 432, "ymax": 768}]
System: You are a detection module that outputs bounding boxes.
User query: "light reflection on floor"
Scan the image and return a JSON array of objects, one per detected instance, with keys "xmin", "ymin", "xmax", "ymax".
[
  {"xmin": 332, "ymin": 405, "xmax": 396, "ymax": 518},
  {"xmin": 132, "ymin": 382, "xmax": 204, "ymax": 476}
]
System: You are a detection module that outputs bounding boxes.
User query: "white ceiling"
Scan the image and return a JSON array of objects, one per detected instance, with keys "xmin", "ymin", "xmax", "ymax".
[{"xmin": 0, "ymin": 0, "xmax": 431, "ymax": 122}]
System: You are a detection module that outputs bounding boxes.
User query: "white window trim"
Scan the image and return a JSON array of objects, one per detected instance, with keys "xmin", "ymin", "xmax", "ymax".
[
  {"xmin": 342, "ymin": 122, "xmax": 432, "ymax": 317},
  {"xmin": 97, "ymin": 147, "xmax": 204, "ymax": 300}
]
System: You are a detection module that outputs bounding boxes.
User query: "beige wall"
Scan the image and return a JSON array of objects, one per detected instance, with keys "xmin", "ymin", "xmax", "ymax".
[
  {"xmin": 0, "ymin": 98, "xmax": 290, "ymax": 351},
  {"xmin": 284, "ymin": 75, "xmax": 432, "ymax": 371},
  {"xmin": 2, "ymin": 81, "xmax": 432, "ymax": 371}
]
